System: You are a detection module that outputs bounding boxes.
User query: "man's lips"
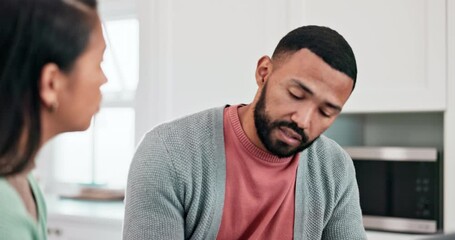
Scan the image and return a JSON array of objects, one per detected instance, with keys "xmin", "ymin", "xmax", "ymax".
[{"xmin": 279, "ymin": 126, "xmax": 303, "ymax": 142}]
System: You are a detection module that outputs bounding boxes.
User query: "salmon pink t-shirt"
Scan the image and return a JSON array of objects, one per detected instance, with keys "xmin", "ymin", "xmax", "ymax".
[{"xmin": 216, "ymin": 105, "xmax": 300, "ymax": 240}]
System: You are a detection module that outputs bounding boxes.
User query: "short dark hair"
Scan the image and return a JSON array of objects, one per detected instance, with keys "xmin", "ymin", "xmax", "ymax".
[
  {"xmin": 0, "ymin": 0, "xmax": 98, "ymax": 176},
  {"xmin": 272, "ymin": 25, "xmax": 357, "ymax": 87}
]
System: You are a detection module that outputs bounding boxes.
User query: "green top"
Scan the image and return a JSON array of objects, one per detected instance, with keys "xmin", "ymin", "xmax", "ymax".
[{"xmin": 0, "ymin": 174, "xmax": 47, "ymax": 240}]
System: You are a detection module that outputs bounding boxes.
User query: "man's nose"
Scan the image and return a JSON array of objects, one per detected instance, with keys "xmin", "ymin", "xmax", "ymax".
[{"xmin": 290, "ymin": 105, "xmax": 316, "ymax": 131}]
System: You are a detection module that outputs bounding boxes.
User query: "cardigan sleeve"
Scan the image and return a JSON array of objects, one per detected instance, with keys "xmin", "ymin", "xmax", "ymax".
[
  {"xmin": 123, "ymin": 130, "xmax": 185, "ymax": 240},
  {"xmin": 321, "ymin": 151, "xmax": 367, "ymax": 240}
]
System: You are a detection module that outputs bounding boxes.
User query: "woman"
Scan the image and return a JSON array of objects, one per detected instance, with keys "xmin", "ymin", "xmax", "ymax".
[{"xmin": 0, "ymin": 0, "xmax": 106, "ymax": 239}]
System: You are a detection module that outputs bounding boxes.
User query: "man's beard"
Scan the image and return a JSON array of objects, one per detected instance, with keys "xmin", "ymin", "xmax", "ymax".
[{"xmin": 253, "ymin": 83, "xmax": 313, "ymax": 158}]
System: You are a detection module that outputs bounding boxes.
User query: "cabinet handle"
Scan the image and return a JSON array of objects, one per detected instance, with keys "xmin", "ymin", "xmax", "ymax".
[{"xmin": 48, "ymin": 228, "xmax": 63, "ymax": 236}]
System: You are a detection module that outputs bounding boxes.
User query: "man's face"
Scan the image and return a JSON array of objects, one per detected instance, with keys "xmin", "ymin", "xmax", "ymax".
[
  {"xmin": 254, "ymin": 81, "xmax": 310, "ymax": 157},
  {"xmin": 253, "ymin": 49, "xmax": 353, "ymax": 158}
]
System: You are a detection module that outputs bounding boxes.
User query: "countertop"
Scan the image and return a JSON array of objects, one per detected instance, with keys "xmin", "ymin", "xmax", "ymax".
[{"xmin": 45, "ymin": 195, "xmax": 449, "ymax": 239}]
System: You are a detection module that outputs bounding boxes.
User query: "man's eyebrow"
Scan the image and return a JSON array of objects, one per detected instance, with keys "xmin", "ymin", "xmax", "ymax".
[
  {"xmin": 291, "ymin": 79, "xmax": 343, "ymax": 112},
  {"xmin": 291, "ymin": 79, "xmax": 313, "ymax": 95},
  {"xmin": 325, "ymin": 102, "xmax": 342, "ymax": 112}
]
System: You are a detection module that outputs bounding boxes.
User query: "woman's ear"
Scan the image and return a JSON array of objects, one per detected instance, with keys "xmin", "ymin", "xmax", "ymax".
[
  {"xmin": 255, "ymin": 55, "xmax": 272, "ymax": 87},
  {"xmin": 39, "ymin": 63, "xmax": 62, "ymax": 112}
]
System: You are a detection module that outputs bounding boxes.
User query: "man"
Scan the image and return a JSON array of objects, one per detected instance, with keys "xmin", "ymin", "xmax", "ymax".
[{"xmin": 123, "ymin": 25, "xmax": 366, "ymax": 240}]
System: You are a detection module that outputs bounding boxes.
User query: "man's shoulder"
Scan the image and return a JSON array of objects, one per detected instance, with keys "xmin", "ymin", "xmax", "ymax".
[
  {"xmin": 133, "ymin": 106, "xmax": 226, "ymax": 185},
  {"xmin": 147, "ymin": 106, "xmax": 224, "ymax": 140},
  {"xmin": 307, "ymin": 135, "xmax": 348, "ymax": 158},
  {"xmin": 139, "ymin": 106, "xmax": 225, "ymax": 158},
  {"xmin": 302, "ymin": 135, "xmax": 354, "ymax": 178}
]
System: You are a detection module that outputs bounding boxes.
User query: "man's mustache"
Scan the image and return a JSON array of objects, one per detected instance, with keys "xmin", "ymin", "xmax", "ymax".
[{"xmin": 273, "ymin": 121, "xmax": 308, "ymax": 143}]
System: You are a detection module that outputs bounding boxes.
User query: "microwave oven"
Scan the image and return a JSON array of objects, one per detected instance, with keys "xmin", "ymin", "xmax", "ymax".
[{"xmin": 344, "ymin": 146, "xmax": 442, "ymax": 234}]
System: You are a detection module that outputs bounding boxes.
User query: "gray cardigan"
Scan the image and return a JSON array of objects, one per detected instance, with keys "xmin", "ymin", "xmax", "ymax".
[{"xmin": 123, "ymin": 106, "xmax": 366, "ymax": 240}]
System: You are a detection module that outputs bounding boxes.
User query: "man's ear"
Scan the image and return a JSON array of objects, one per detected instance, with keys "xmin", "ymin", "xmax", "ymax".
[
  {"xmin": 255, "ymin": 55, "xmax": 273, "ymax": 87},
  {"xmin": 39, "ymin": 63, "xmax": 62, "ymax": 112}
]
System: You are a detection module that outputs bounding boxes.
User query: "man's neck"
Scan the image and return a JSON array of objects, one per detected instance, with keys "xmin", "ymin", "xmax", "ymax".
[{"xmin": 237, "ymin": 104, "xmax": 269, "ymax": 152}]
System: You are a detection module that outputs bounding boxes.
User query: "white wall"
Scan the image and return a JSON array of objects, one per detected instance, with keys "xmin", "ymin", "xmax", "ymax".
[
  {"xmin": 134, "ymin": 0, "xmax": 303, "ymax": 143},
  {"xmin": 444, "ymin": 0, "xmax": 455, "ymax": 233}
]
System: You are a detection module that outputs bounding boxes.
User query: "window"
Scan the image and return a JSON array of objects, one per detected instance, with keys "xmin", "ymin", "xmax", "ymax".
[{"xmin": 51, "ymin": 18, "xmax": 139, "ymax": 188}]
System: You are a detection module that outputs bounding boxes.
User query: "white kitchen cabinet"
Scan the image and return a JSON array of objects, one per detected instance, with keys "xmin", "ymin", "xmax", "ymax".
[
  {"xmin": 135, "ymin": 0, "xmax": 447, "ymax": 140},
  {"xmin": 292, "ymin": 0, "xmax": 447, "ymax": 113},
  {"xmin": 444, "ymin": 0, "xmax": 455, "ymax": 233},
  {"xmin": 45, "ymin": 197, "xmax": 123, "ymax": 240},
  {"xmin": 135, "ymin": 0, "xmax": 307, "ymax": 135},
  {"xmin": 47, "ymin": 216, "xmax": 121, "ymax": 240}
]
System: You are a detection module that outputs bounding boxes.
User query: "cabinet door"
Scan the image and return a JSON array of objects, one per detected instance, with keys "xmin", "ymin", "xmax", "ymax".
[
  {"xmin": 444, "ymin": 0, "xmax": 455, "ymax": 232},
  {"xmin": 47, "ymin": 217, "xmax": 122, "ymax": 240},
  {"xmin": 137, "ymin": 0, "xmax": 299, "ymax": 124},
  {"xmin": 297, "ymin": 0, "xmax": 446, "ymax": 112}
]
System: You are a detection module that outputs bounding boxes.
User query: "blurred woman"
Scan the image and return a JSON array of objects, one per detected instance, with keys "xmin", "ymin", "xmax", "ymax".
[{"xmin": 0, "ymin": 0, "xmax": 106, "ymax": 239}]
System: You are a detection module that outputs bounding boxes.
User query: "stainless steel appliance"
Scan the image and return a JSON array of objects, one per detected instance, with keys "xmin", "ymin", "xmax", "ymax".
[{"xmin": 344, "ymin": 146, "xmax": 442, "ymax": 234}]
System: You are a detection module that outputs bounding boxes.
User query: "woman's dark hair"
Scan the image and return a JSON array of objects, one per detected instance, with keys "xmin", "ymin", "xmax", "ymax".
[
  {"xmin": 272, "ymin": 25, "xmax": 357, "ymax": 89},
  {"xmin": 0, "ymin": 0, "xmax": 98, "ymax": 176}
]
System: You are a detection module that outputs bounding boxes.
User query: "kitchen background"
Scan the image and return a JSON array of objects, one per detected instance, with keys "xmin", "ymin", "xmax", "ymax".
[{"xmin": 32, "ymin": 0, "xmax": 455, "ymax": 239}]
